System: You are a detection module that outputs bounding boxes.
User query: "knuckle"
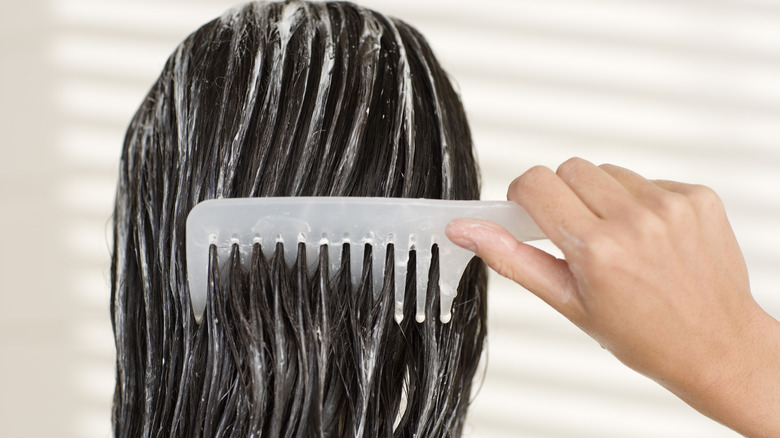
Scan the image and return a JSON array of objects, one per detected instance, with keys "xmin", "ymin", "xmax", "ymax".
[
  {"xmin": 686, "ymin": 184, "xmax": 723, "ymax": 212},
  {"xmin": 486, "ymin": 254, "xmax": 520, "ymax": 282},
  {"xmin": 634, "ymin": 206, "xmax": 666, "ymax": 233},
  {"xmin": 491, "ymin": 261, "xmax": 514, "ymax": 280},
  {"xmin": 656, "ymin": 191, "xmax": 692, "ymax": 221},
  {"xmin": 580, "ymin": 229, "xmax": 622, "ymax": 269},
  {"xmin": 634, "ymin": 209, "xmax": 669, "ymax": 246},
  {"xmin": 510, "ymin": 165, "xmax": 552, "ymax": 196},
  {"xmin": 556, "ymin": 157, "xmax": 585, "ymax": 179},
  {"xmin": 524, "ymin": 165, "xmax": 553, "ymax": 182}
]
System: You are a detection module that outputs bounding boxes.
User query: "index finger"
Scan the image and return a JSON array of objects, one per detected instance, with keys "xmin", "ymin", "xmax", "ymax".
[{"xmin": 508, "ymin": 165, "xmax": 599, "ymax": 253}]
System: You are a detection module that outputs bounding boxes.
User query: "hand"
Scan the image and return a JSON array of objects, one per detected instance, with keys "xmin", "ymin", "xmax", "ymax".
[{"xmin": 446, "ymin": 157, "xmax": 780, "ymax": 437}]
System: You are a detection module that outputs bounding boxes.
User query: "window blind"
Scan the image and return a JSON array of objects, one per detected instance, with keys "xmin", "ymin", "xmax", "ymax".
[{"xmin": 34, "ymin": 0, "xmax": 780, "ymax": 436}]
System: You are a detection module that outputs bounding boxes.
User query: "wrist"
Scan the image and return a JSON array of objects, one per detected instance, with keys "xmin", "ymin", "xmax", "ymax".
[{"xmin": 674, "ymin": 305, "xmax": 780, "ymax": 437}]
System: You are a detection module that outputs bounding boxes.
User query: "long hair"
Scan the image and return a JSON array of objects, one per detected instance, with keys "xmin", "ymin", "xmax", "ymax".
[{"xmin": 111, "ymin": 1, "xmax": 486, "ymax": 436}]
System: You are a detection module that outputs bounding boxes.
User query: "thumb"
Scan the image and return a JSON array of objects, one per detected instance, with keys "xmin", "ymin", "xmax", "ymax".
[{"xmin": 446, "ymin": 218, "xmax": 582, "ymax": 318}]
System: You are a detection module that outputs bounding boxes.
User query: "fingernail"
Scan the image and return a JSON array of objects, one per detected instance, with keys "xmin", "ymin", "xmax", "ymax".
[
  {"xmin": 450, "ymin": 234, "xmax": 479, "ymax": 253},
  {"xmin": 445, "ymin": 220, "xmax": 479, "ymax": 253}
]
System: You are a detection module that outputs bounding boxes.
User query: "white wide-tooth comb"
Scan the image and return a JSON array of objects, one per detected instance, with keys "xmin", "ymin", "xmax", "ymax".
[{"xmin": 185, "ymin": 197, "xmax": 545, "ymax": 324}]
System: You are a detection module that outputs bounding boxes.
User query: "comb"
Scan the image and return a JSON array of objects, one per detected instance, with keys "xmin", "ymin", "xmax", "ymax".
[{"xmin": 185, "ymin": 197, "xmax": 545, "ymax": 324}]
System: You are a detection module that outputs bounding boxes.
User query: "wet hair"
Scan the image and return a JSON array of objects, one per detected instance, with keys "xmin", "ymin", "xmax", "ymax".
[{"xmin": 110, "ymin": 1, "xmax": 486, "ymax": 437}]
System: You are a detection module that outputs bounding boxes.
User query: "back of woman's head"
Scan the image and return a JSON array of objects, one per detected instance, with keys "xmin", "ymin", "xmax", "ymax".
[{"xmin": 111, "ymin": 1, "xmax": 486, "ymax": 436}]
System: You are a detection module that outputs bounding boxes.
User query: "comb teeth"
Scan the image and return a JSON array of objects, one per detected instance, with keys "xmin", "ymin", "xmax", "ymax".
[
  {"xmin": 203, "ymin": 230, "xmax": 465, "ymax": 325},
  {"xmin": 186, "ymin": 197, "xmax": 545, "ymax": 324}
]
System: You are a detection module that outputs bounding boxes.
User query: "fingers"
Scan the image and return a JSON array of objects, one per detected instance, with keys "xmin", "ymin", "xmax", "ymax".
[
  {"xmin": 599, "ymin": 163, "xmax": 667, "ymax": 201},
  {"xmin": 446, "ymin": 218, "xmax": 583, "ymax": 321},
  {"xmin": 652, "ymin": 179, "xmax": 700, "ymax": 193},
  {"xmin": 652, "ymin": 179, "xmax": 723, "ymax": 212},
  {"xmin": 506, "ymin": 163, "xmax": 599, "ymax": 253},
  {"xmin": 601, "ymin": 164, "xmax": 727, "ymax": 225},
  {"xmin": 652, "ymin": 179, "xmax": 730, "ymax": 238},
  {"xmin": 554, "ymin": 158, "xmax": 637, "ymax": 220},
  {"xmin": 451, "ymin": 158, "xmax": 726, "ymax": 328},
  {"xmin": 600, "ymin": 164, "xmax": 723, "ymax": 209}
]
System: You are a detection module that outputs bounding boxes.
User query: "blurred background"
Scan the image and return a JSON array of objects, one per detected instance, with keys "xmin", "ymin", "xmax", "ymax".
[{"xmin": 1, "ymin": 0, "xmax": 779, "ymax": 436}]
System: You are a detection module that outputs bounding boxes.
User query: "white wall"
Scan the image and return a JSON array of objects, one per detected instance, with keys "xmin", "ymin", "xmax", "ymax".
[{"xmin": 1, "ymin": 0, "xmax": 778, "ymax": 436}]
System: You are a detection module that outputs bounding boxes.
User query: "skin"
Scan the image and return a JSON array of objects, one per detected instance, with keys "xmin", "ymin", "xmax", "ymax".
[{"xmin": 446, "ymin": 157, "xmax": 780, "ymax": 438}]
